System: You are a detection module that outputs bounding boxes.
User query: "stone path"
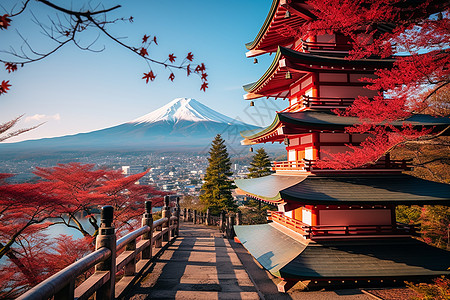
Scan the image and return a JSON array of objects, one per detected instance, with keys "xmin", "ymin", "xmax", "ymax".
[
  {"xmin": 125, "ymin": 223, "xmax": 375, "ymax": 300},
  {"xmin": 125, "ymin": 223, "xmax": 260, "ymax": 300}
]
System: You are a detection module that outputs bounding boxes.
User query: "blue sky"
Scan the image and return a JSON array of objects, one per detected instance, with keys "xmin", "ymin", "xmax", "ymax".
[{"xmin": 1, "ymin": 0, "xmax": 285, "ymax": 142}]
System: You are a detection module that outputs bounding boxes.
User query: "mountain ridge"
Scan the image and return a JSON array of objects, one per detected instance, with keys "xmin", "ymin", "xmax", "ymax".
[{"xmin": 0, "ymin": 98, "xmax": 260, "ymax": 153}]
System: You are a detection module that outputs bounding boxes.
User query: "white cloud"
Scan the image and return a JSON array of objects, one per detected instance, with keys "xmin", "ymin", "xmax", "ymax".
[{"xmin": 25, "ymin": 113, "xmax": 61, "ymax": 122}]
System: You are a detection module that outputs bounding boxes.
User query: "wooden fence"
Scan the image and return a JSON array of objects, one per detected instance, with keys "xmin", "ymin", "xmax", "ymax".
[
  {"xmin": 17, "ymin": 196, "xmax": 180, "ymax": 300},
  {"xmin": 17, "ymin": 198, "xmax": 242, "ymax": 300},
  {"xmin": 180, "ymin": 208, "xmax": 242, "ymax": 239}
]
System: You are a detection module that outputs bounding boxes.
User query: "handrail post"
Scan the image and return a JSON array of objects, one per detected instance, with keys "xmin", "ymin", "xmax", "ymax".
[
  {"xmin": 162, "ymin": 196, "xmax": 171, "ymax": 242},
  {"xmin": 175, "ymin": 196, "xmax": 181, "ymax": 236},
  {"xmin": 193, "ymin": 210, "xmax": 197, "ymax": 224},
  {"xmin": 141, "ymin": 200, "xmax": 153, "ymax": 259},
  {"xmin": 206, "ymin": 208, "xmax": 211, "ymax": 226},
  {"xmin": 187, "ymin": 208, "xmax": 191, "ymax": 222},
  {"xmin": 236, "ymin": 211, "xmax": 242, "ymax": 226},
  {"xmin": 227, "ymin": 215, "xmax": 235, "ymax": 239},
  {"xmin": 183, "ymin": 208, "xmax": 187, "ymax": 222},
  {"xmin": 95, "ymin": 205, "xmax": 116, "ymax": 300},
  {"xmin": 219, "ymin": 211, "xmax": 225, "ymax": 233}
]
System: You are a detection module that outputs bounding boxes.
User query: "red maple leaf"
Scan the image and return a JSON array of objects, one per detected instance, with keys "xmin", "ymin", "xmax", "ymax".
[
  {"xmin": 201, "ymin": 73, "xmax": 208, "ymax": 81},
  {"xmin": 168, "ymin": 73, "xmax": 175, "ymax": 82},
  {"xmin": 200, "ymin": 82, "xmax": 208, "ymax": 92},
  {"xmin": 129, "ymin": 16, "xmax": 134, "ymax": 23},
  {"xmin": 142, "ymin": 71, "xmax": 156, "ymax": 83},
  {"xmin": 168, "ymin": 53, "xmax": 176, "ymax": 63},
  {"xmin": 186, "ymin": 52, "xmax": 194, "ymax": 62},
  {"xmin": 186, "ymin": 64, "xmax": 191, "ymax": 76},
  {"xmin": 0, "ymin": 14, "xmax": 11, "ymax": 30},
  {"xmin": 142, "ymin": 35, "xmax": 149, "ymax": 43},
  {"xmin": 194, "ymin": 65, "xmax": 201, "ymax": 73},
  {"xmin": 198, "ymin": 63, "xmax": 206, "ymax": 72},
  {"xmin": 5, "ymin": 63, "xmax": 17, "ymax": 73},
  {"xmin": 153, "ymin": 36, "xmax": 158, "ymax": 45},
  {"xmin": 0, "ymin": 80, "xmax": 11, "ymax": 94},
  {"xmin": 139, "ymin": 47, "xmax": 148, "ymax": 57}
]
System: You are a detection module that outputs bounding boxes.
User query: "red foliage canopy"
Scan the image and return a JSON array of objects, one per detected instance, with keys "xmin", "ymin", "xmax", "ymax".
[{"xmin": 301, "ymin": 0, "xmax": 449, "ymax": 168}]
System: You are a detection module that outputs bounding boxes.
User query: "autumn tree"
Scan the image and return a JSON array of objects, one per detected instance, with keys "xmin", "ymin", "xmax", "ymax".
[
  {"xmin": 0, "ymin": 163, "xmax": 168, "ymax": 297},
  {"xmin": 407, "ymin": 276, "xmax": 450, "ymax": 300},
  {"xmin": 0, "ymin": 174, "xmax": 62, "ymax": 290},
  {"xmin": 247, "ymin": 148, "xmax": 273, "ymax": 178},
  {"xmin": 33, "ymin": 162, "xmax": 168, "ymax": 236},
  {"xmin": 200, "ymin": 134, "xmax": 236, "ymax": 215},
  {"xmin": 293, "ymin": 0, "xmax": 449, "ymax": 169}
]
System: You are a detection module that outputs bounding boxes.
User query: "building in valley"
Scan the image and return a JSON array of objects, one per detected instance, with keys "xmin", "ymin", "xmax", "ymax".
[{"xmin": 233, "ymin": 0, "xmax": 450, "ymax": 292}]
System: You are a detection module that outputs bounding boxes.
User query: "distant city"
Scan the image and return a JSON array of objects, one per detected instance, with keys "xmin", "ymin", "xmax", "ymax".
[{"xmin": 0, "ymin": 151, "xmax": 256, "ymax": 198}]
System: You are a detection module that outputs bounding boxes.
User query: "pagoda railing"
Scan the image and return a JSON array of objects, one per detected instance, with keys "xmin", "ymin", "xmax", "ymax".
[
  {"xmin": 272, "ymin": 160, "xmax": 305, "ymax": 171},
  {"xmin": 277, "ymin": 95, "xmax": 356, "ymax": 113},
  {"xmin": 303, "ymin": 158, "xmax": 413, "ymax": 172},
  {"xmin": 300, "ymin": 39, "xmax": 353, "ymax": 52},
  {"xmin": 272, "ymin": 158, "xmax": 412, "ymax": 172},
  {"xmin": 302, "ymin": 95, "xmax": 355, "ymax": 108},
  {"xmin": 269, "ymin": 211, "xmax": 418, "ymax": 239}
]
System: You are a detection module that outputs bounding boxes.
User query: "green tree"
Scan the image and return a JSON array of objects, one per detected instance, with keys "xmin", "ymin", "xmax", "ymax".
[
  {"xmin": 247, "ymin": 148, "xmax": 273, "ymax": 178},
  {"xmin": 200, "ymin": 134, "xmax": 236, "ymax": 215}
]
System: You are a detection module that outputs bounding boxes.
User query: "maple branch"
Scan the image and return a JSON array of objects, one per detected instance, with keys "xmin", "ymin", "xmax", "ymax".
[
  {"xmin": 36, "ymin": 0, "xmax": 121, "ymax": 18},
  {"xmin": 87, "ymin": 16, "xmax": 187, "ymax": 71},
  {"xmin": 4, "ymin": 0, "xmax": 31, "ymax": 17}
]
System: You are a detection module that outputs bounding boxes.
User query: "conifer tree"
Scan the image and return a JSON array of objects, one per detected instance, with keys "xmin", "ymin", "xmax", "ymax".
[
  {"xmin": 247, "ymin": 148, "xmax": 273, "ymax": 178},
  {"xmin": 200, "ymin": 134, "xmax": 236, "ymax": 215}
]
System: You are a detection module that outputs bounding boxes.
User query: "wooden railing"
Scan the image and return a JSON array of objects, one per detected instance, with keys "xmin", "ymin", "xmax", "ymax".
[
  {"xmin": 180, "ymin": 208, "xmax": 242, "ymax": 240},
  {"xmin": 300, "ymin": 39, "xmax": 353, "ymax": 52},
  {"xmin": 302, "ymin": 95, "xmax": 355, "ymax": 108},
  {"xmin": 269, "ymin": 211, "xmax": 417, "ymax": 239},
  {"xmin": 269, "ymin": 211, "xmax": 308, "ymax": 236},
  {"xmin": 303, "ymin": 158, "xmax": 412, "ymax": 171},
  {"xmin": 277, "ymin": 95, "xmax": 356, "ymax": 113},
  {"xmin": 272, "ymin": 160, "xmax": 305, "ymax": 171},
  {"xmin": 18, "ymin": 196, "xmax": 180, "ymax": 300},
  {"xmin": 272, "ymin": 157, "xmax": 412, "ymax": 173}
]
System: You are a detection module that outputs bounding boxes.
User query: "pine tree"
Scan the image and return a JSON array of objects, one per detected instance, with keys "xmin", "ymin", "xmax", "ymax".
[
  {"xmin": 200, "ymin": 134, "xmax": 236, "ymax": 215},
  {"xmin": 247, "ymin": 148, "xmax": 273, "ymax": 178}
]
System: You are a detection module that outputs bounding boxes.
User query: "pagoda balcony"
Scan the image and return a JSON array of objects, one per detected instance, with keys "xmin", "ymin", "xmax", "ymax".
[
  {"xmin": 303, "ymin": 158, "xmax": 413, "ymax": 172},
  {"xmin": 272, "ymin": 158, "xmax": 412, "ymax": 174},
  {"xmin": 272, "ymin": 160, "xmax": 305, "ymax": 171},
  {"xmin": 300, "ymin": 39, "xmax": 353, "ymax": 53},
  {"xmin": 278, "ymin": 95, "xmax": 356, "ymax": 113},
  {"xmin": 302, "ymin": 95, "xmax": 356, "ymax": 109},
  {"xmin": 268, "ymin": 211, "xmax": 418, "ymax": 240}
]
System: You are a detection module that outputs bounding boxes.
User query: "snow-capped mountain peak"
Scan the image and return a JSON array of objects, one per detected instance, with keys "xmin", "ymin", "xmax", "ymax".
[{"xmin": 130, "ymin": 98, "xmax": 244, "ymax": 125}]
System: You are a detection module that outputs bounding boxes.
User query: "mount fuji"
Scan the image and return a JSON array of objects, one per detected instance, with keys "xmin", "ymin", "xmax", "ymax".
[{"xmin": 0, "ymin": 98, "xmax": 260, "ymax": 153}]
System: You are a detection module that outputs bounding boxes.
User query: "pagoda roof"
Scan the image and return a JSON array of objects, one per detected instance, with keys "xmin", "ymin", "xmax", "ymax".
[
  {"xmin": 245, "ymin": 0, "xmax": 443, "ymax": 58},
  {"xmin": 245, "ymin": 0, "xmax": 315, "ymax": 57},
  {"xmin": 235, "ymin": 223, "xmax": 450, "ymax": 279},
  {"xmin": 240, "ymin": 109, "xmax": 450, "ymax": 143},
  {"xmin": 243, "ymin": 47, "xmax": 394, "ymax": 100},
  {"xmin": 234, "ymin": 174, "xmax": 450, "ymax": 206}
]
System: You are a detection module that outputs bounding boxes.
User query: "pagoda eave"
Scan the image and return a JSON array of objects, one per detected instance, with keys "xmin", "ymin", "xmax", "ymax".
[
  {"xmin": 245, "ymin": 0, "xmax": 312, "ymax": 55},
  {"xmin": 236, "ymin": 174, "xmax": 450, "ymax": 206},
  {"xmin": 244, "ymin": 92, "xmax": 265, "ymax": 100},
  {"xmin": 244, "ymin": 46, "xmax": 393, "ymax": 97},
  {"xmin": 245, "ymin": 49, "xmax": 270, "ymax": 58},
  {"xmin": 235, "ymin": 223, "xmax": 450, "ymax": 280}
]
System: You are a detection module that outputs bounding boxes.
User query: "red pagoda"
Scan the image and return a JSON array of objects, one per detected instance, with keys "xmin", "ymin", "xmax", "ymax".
[{"xmin": 233, "ymin": 0, "xmax": 450, "ymax": 292}]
